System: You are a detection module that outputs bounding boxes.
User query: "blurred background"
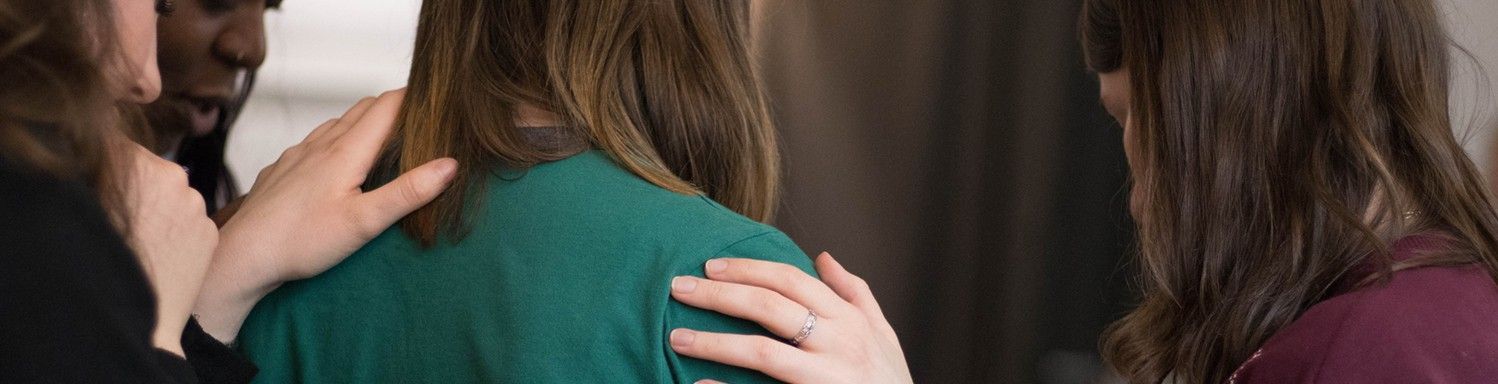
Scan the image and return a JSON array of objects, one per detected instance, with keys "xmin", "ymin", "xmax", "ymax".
[{"xmin": 228, "ymin": 1, "xmax": 1498, "ymax": 383}]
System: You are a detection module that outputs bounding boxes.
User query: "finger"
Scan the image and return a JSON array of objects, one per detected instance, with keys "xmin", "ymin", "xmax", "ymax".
[
  {"xmin": 705, "ymin": 258, "xmax": 853, "ymax": 318},
  {"xmin": 695, "ymin": 380, "xmax": 726, "ymax": 384},
  {"xmin": 303, "ymin": 118, "xmax": 340, "ymax": 145},
  {"xmin": 669, "ymin": 329, "xmax": 821, "ymax": 384},
  {"xmin": 815, "ymin": 252, "xmax": 899, "ymax": 341},
  {"xmin": 306, "ymin": 92, "xmax": 375, "ymax": 145},
  {"xmin": 671, "ymin": 277, "xmax": 810, "ymax": 339},
  {"xmin": 350, "ymin": 157, "xmax": 458, "ymax": 235},
  {"xmin": 319, "ymin": 95, "xmax": 380, "ymax": 144},
  {"xmin": 333, "ymin": 89, "xmax": 406, "ymax": 161},
  {"xmin": 815, "ymin": 253, "xmax": 884, "ymax": 320}
]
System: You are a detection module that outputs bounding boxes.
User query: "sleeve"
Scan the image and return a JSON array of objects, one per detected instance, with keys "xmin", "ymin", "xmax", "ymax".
[
  {"xmin": 663, "ymin": 230, "xmax": 818, "ymax": 384},
  {"xmin": 182, "ymin": 317, "xmax": 259, "ymax": 384},
  {"xmin": 0, "ymin": 162, "xmax": 254, "ymax": 383}
]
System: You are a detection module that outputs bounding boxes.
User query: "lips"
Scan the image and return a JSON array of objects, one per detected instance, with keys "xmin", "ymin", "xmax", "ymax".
[{"xmin": 177, "ymin": 95, "xmax": 229, "ymax": 137}]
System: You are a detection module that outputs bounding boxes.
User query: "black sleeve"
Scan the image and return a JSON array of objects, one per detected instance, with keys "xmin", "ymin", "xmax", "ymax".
[
  {"xmin": 0, "ymin": 160, "xmax": 254, "ymax": 383},
  {"xmin": 183, "ymin": 317, "xmax": 259, "ymax": 383}
]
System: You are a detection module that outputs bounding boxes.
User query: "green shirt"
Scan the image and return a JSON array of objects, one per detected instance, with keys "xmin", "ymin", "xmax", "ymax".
[{"xmin": 238, "ymin": 150, "xmax": 814, "ymax": 383}]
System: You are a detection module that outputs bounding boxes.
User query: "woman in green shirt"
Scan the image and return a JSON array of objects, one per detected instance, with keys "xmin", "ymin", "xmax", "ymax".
[{"xmin": 234, "ymin": 0, "xmax": 812, "ymax": 382}]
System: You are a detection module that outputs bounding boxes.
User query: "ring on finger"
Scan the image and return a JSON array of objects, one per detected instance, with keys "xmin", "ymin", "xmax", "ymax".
[{"xmin": 789, "ymin": 310, "xmax": 817, "ymax": 346}]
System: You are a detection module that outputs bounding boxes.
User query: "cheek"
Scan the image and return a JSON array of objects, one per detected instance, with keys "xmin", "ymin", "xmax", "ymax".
[{"xmin": 111, "ymin": 0, "xmax": 161, "ymax": 102}]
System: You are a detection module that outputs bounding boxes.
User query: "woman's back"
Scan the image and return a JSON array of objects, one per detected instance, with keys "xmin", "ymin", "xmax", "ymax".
[{"xmin": 238, "ymin": 150, "xmax": 812, "ymax": 383}]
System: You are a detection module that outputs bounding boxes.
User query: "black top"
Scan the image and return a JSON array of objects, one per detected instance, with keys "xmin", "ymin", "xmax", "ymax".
[{"xmin": 0, "ymin": 157, "xmax": 256, "ymax": 383}]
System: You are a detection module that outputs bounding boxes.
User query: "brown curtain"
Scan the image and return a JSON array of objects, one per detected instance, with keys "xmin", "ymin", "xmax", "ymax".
[{"xmin": 756, "ymin": 2, "xmax": 1133, "ymax": 383}]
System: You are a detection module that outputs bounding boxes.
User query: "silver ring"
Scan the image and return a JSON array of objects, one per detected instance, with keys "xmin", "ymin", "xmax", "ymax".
[{"xmin": 789, "ymin": 311, "xmax": 817, "ymax": 346}]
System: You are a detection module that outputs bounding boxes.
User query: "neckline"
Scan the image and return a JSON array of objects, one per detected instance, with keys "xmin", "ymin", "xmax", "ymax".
[{"xmin": 1331, "ymin": 232, "xmax": 1449, "ymax": 295}]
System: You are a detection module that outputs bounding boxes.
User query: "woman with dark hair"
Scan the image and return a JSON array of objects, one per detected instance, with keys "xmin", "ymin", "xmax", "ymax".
[
  {"xmin": 146, "ymin": 0, "xmax": 281, "ymax": 214},
  {"xmin": 232, "ymin": 0, "xmax": 813, "ymax": 382},
  {"xmin": 1085, "ymin": 0, "xmax": 1498, "ymax": 382},
  {"xmin": 666, "ymin": 0, "xmax": 1498, "ymax": 383},
  {"xmin": 0, "ymin": 0, "xmax": 456, "ymax": 381}
]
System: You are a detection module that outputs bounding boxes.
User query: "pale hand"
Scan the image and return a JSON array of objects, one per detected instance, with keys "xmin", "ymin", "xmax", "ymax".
[
  {"xmin": 669, "ymin": 253, "xmax": 914, "ymax": 384},
  {"xmin": 194, "ymin": 89, "xmax": 458, "ymax": 342},
  {"xmin": 122, "ymin": 144, "xmax": 219, "ymax": 357}
]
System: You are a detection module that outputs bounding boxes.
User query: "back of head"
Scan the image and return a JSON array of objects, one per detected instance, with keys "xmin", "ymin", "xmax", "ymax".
[
  {"xmin": 1081, "ymin": 0, "xmax": 1498, "ymax": 382},
  {"xmin": 0, "ymin": 0, "xmax": 130, "ymax": 222},
  {"xmin": 386, "ymin": 0, "xmax": 778, "ymax": 246}
]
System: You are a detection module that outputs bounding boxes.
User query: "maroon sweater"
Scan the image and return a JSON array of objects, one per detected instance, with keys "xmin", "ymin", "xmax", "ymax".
[{"xmin": 1231, "ymin": 235, "xmax": 1498, "ymax": 383}]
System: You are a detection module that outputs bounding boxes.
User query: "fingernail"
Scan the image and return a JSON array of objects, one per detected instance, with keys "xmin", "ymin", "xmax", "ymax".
[
  {"xmin": 436, "ymin": 158, "xmax": 458, "ymax": 178},
  {"xmin": 670, "ymin": 329, "xmax": 695, "ymax": 348},
  {"xmin": 818, "ymin": 251, "xmax": 832, "ymax": 260},
  {"xmin": 705, "ymin": 259, "xmax": 727, "ymax": 274},
  {"xmin": 671, "ymin": 276, "xmax": 697, "ymax": 293}
]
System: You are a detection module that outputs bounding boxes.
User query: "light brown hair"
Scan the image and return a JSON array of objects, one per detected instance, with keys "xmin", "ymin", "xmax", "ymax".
[
  {"xmin": 0, "ymin": 0, "xmax": 133, "ymax": 226},
  {"xmin": 383, "ymin": 0, "xmax": 778, "ymax": 245},
  {"xmin": 1081, "ymin": 0, "xmax": 1498, "ymax": 382}
]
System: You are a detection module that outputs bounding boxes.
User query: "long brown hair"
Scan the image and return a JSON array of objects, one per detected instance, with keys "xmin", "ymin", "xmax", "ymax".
[
  {"xmin": 383, "ymin": 0, "xmax": 778, "ymax": 245},
  {"xmin": 1081, "ymin": 0, "xmax": 1498, "ymax": 382},
  {"xmin": 0, "ymin": 0, "xmax": 132, "ymax": 225}
]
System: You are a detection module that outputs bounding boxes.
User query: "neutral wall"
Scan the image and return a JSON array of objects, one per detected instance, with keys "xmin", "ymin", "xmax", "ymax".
[
  {"xmin": 1445, "ymin": 0, "xmax": 1498, "ymax": 172},
  {"xmin": 227, "ymin": 0, "xmax": 419, "ymax": 184}
]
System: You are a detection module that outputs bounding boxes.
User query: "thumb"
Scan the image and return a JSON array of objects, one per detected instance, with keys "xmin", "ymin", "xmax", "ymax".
[{"xmin": 355, "ymin": 158, "xmax": 458, "ymax": 227}]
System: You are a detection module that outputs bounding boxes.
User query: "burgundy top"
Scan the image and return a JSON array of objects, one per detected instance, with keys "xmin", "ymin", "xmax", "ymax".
[{"xmin": 1230, "ymin": 234, "xmax": 1498, "ymax": 383}]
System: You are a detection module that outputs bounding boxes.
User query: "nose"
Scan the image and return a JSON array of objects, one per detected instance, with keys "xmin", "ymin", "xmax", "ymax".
[{"xmin": 213, "ymin": 8, "xmax": 267, "ymax": 69}]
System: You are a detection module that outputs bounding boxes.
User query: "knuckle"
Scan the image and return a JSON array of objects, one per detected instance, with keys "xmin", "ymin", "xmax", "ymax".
[
  {"xmin": 184, "ymin": 190, "xmax": 207, "ymax": 209},
  {"xmin": 283, "ymin": 144, "xmax": 305, "ymax": 160},
  {"xmin": 850, "ymin": 276, "xmax": 872, "ymax": 295},
  {"xmin": 256, "ymin": 165, "xmax": 274, "ymax": 181},
  {"xmin": 345, "ymin": 205, "xmax": 382, "ymax": 239},
  {"xmin": 752, "ymin": 339, "xmax": 782, "ymax": 364},
  {"xmin": 698, "ymin": 279, "xmax": 726, "ymax": 302},
  {"xmin": 774, "ymin": 269, "xmax": 804, "ymax": 291},
  {"xmin": 753, "ymin": 290, "xmax": 780, "ymax": 313},
  {"xmin": 396, "ymin": 179, "xmax": 425, "ymax": 204},
  {"xmin": 321, "ymin": 142, "xmax": 349, "ymax": 159},
  {"xmin": 770, "ymin": 263, "xmax": 803, "ymax": 282},
  {"xmin": 164, "ymin": 165, "xmax": 189, "ymax": 184}
]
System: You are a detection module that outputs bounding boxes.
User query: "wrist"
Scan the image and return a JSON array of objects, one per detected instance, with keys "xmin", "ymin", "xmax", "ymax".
[
  {"xmin": 152, "ymin": 318, "xmax": 187, "ymax": 358},
  {"xmin": 193, "ymin": 224, "xmax": 286, "ymax": 342},
  {"xmin": 214, "ymin": 221, "xmax": 289, "ymax": 297}
]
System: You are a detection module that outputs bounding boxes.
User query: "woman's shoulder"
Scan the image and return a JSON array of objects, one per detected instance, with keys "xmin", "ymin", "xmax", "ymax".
[
  {"xmin": 0, "ymin": 156, "xmax": 135, "ymax": 266},
  {"xmin": 490, "ymin": 150, "xmax": 792, "ymax": 251},
  {"xmin": 1231, "ymin": 239, "xmax": 1498, "ymax": 383}
]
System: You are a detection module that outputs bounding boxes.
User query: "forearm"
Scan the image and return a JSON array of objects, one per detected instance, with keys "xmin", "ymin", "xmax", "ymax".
[
  {"xmin": 192, "ymin": 237, "xmax": 283, "ymax": 343},
  {"xmin": 152, "ymin": 314, "xmax": 189, "ymax": 357}
]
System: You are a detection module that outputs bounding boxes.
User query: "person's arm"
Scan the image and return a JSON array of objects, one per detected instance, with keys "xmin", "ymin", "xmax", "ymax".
[
  {"xmin": 120, "ymin": 144, "xmax": 221, "ymax": 358},
  {"xmin": 668, "ymin": 252, "xmax": 912, "ymax": 384},
  {"xmin": 180, "ymin": 317, "xmax": 259, "ymax": 383},
  {"xmin": 193, "ymin": 89, "xmax": 458, "ymax": 342}
]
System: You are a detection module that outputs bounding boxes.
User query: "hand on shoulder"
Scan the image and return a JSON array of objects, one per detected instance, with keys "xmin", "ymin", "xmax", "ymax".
[
  {"xmin": 193, "ymin": 89, "xmax": 458, "ymax": 342},
  {"xmin": 669, "ymin": 253, "xmax": 913, "ymax": 384}
]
